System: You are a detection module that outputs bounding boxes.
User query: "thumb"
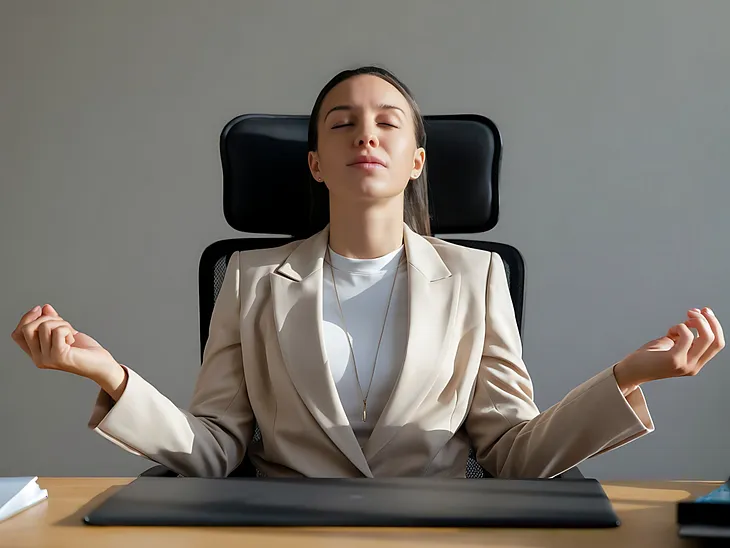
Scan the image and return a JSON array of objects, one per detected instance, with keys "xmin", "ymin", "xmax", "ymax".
[
  {"xmin": 71, "ymin": 332, "xmax": 102, "ymax": 347},
  {"xmin": 43, "ymin": 303, "xmax": 61, "ymax": 318},
  {"xmin": 668, "ymin": 323, "xmax": 694, "ymax": 355}
]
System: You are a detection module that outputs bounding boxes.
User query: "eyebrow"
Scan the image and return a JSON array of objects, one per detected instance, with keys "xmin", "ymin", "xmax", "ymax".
[{"xmin": 323, "ymin": 104, "xmax": 406, "ymax": 122}]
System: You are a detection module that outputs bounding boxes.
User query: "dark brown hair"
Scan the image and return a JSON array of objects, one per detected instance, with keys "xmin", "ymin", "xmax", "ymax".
[{"xmin": 307, "ymin": 66, "xmax": 431, "ymax": 236}]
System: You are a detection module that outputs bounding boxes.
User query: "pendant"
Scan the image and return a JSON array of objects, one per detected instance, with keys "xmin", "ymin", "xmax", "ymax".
[{"xmin": 362, "ymin": 400, "xmax": 367, "ymax": 422}]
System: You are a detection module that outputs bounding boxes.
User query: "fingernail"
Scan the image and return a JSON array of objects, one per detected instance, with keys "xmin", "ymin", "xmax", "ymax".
[
  {"xmin": 705, "ymin": 307, "xmax": 715, "ymax": 316},
  {"xmin": 32, "ymin": 305, "xmax": 40, "ymax": 312}
]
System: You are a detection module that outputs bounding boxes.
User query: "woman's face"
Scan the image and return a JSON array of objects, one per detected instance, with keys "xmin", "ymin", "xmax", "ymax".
[{"xmin": 308, "ymin": 74, "xmax": 425, "ymax": 204}]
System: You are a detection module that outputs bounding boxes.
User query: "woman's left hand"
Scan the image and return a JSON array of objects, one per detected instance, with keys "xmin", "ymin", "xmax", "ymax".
[{"xmin": 613, "ymin": 307, "xmax": 725, "ymax": 395}]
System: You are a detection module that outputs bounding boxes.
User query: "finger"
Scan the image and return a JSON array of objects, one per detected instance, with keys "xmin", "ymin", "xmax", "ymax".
[
  {"xmin": 38, "ymin": 320, "xmax": 71, "ymax": 363},
  {"xmin": 686, "ymin": 310, "xmax": 715, "ymax": 365},
  {"xmin": 51, "ymin": 325, "xmax": 74, "ymax": 361},
  {"xmin": 47, "ymin": 305, "xmax": 79, "ymax": 336},
  {"xmin": 42, "ymin": 303, "xmax": 62, "ymax": 319},
  {"xmin": 699, "ymin": 307, "xmax": 725, "ymax": 365},
  {"xmin": 11, "ymin": 306, "xmax": 43, "ymax": 352},
  {"xmin": 21, "ymin": 315, "xmax": 57, "ymax": 364},
  {"xmin": 13, "ymin": 336, "xmax": 32, "ymax": 356},
  {"xmin": 13, "ymin": 305, "xmax": 43, "ymax": 331},
  {"xmin": 22, "ymin": 326, "xmax": 42, "ymax": 364},
  {"xmin": 668, "ymin": 323, "xmax": 694, "ymax": 356}
]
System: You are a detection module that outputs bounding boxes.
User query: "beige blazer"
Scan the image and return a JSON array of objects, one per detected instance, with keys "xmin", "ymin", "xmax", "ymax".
[{"xmin": 89, "ymin": 224, "xmax": 654, "ymax": 478}]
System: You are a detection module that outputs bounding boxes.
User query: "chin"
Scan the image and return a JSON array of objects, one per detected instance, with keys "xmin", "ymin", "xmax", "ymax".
[
  {"xmin": 347, "ymin": 177, "xmax": 405, "ymax": 201},
  {"xmin": 326, "ymin": 173, "xmax": 407, "ymax": 203}
]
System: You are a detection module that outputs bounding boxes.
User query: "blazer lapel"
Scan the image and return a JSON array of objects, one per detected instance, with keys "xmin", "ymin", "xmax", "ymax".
[
  {"xmin": 364, "ymin": 224, "xmax": 461, "ymax": 461},
  {"xmin": 270, "ymin": 226, "xmax": 373, "ymax": 477}
]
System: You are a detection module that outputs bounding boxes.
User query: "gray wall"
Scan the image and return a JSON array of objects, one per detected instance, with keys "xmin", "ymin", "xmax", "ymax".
[{"xmin": 2, "ymin": 0, "xmax": 728, "ymax": 479}]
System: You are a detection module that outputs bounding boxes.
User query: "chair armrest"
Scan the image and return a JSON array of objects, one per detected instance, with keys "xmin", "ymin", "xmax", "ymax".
[
  {"xmin": 556, "ymin": 466, "xmax": 585, "ymax": 479},
  {"xmin": 139, "ymin": 464, "xmax": 177, "ymax": 477}
]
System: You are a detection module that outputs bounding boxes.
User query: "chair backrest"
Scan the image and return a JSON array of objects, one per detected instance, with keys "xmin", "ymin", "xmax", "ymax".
[
  {"xmin": 221, "ymin": 113, "xmax": 502, "ymax": 237},
  {"xmin": 202, "ymin": 113, "xmax": 526, "ymax": 479},
  {"xmin": 203, "ymin": 112, "xmax": 523, "ymax": 349}
]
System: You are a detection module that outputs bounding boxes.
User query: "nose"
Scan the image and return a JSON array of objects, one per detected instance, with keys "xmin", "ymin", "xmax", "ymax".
[{"xmin": 354, "ymin": 126, "xmax": 379, "ymax": 148}]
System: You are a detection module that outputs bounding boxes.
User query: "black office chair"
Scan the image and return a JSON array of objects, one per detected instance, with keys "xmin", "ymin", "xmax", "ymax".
[{"xmin": 142, "ymin": 113, "xmax": 583, "ymax": 480}]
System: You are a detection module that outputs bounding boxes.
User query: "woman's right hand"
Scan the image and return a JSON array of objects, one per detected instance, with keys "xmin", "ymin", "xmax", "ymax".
[{"xmin": 11, "ymin": 304, "xmax": 126, "ymax": 395}]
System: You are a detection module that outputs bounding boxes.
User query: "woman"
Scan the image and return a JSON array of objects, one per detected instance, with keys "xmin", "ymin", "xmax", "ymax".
[{"xmin": 12, "ymin": 66, "xmax": 724, "ymax": 479}]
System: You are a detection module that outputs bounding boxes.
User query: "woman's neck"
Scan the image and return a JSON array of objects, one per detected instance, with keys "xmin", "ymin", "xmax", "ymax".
[{"xmin": 328, "ymin": 199, "xmax": 404, "ymax": 259}]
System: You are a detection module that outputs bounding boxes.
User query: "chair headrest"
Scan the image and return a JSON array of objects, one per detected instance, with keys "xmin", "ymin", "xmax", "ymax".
[{"xmin": 220, "ymin": 114, "xmax": 502, "ymax": 237}]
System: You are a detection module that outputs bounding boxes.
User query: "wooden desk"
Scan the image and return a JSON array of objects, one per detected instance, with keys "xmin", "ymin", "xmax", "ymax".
[{"xmin": 0, "ymin": 478, "xmax": 719, "ymax": 547}]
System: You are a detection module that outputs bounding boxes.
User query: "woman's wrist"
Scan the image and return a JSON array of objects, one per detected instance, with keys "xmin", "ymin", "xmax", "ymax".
[
  {"xmin": 90, "ymin": 361, "xmax": 129, "ymax": 401},
  {"xmin": 613, "ymin": 358, "xmax": 649, "ymax": 396}
]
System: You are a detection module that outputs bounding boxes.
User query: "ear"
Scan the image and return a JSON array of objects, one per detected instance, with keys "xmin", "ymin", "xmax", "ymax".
[
  {"xmin": 410, "ymin": 147, "xmax": 426, "ymax": 179},
  {"xmin": 308, "ymin": 151, "xmax": 324, "ymax": 182}
]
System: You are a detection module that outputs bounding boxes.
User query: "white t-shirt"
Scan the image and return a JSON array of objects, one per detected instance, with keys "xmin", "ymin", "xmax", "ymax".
[{"xmin": 322, "ymin": 245, "xmax": 409, "ymax": 447}]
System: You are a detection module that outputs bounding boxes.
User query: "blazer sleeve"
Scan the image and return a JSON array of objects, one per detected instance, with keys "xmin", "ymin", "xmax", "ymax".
[
  {"xmin": 464, "ymin": 252, "xmax": 654, "ymax": 478},
  {"xmin": 87, "ymin": 251, "xmax": 255, "ymax": 477}
]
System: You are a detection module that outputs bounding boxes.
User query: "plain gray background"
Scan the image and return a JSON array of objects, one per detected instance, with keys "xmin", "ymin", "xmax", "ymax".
[{"xmin": 2, "ymin": 0, "xmax": 728, "ymax": 479}]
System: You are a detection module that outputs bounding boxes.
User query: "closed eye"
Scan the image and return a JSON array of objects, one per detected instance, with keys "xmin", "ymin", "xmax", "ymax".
[{"xmin": 331, "ymin": 123, "xmax": 399, "ymax": 129}]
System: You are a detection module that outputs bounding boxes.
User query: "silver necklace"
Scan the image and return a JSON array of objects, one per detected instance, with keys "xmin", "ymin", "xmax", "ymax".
[{"xmin": 326, "ymin": 247, "xmax": 403, "ymax": 422}]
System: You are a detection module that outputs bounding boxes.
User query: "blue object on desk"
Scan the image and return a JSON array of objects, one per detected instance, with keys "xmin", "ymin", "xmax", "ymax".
[
  {"xmin": 695, "ymin": 482, "xmax": 730, "ymax": 504},
  {"xmin": 677, "ymin": 478, "xmax": 730, "ymax": 539}
]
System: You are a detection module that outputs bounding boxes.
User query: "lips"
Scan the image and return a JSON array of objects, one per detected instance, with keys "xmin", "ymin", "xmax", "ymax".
[{"xmin": 348, "ymin": 155, "xmax": 386, "ymax": 167}]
